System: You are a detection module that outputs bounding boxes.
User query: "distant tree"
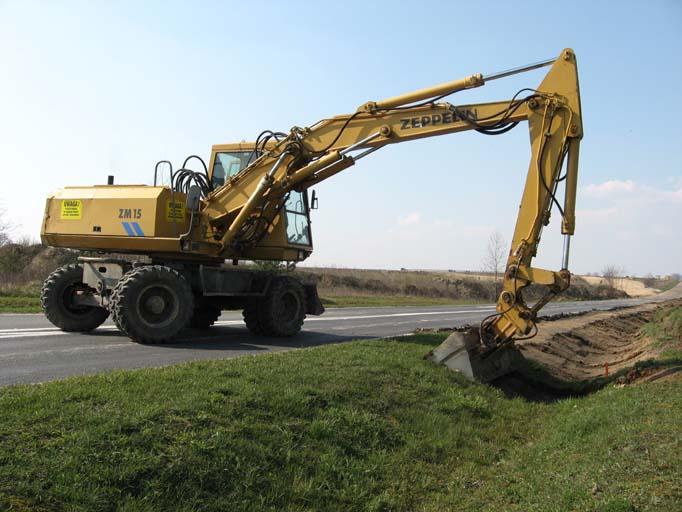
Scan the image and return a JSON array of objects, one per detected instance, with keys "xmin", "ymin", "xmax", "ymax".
[
  {"xmin": 671, "ymin": 273, "xmax": 682, "ymax": 282},
  {"xmin": 0, "ymin": 206, "xmax": 12, "ymax": 246},
  {"xmin": 252, "ymin": 260, "xmax": 287, "ymax": 272},
  {"xmin": 483, "ymin": 231, "xmax": 507, "ymax": 298},
  {"xmin": 602, "ymin": 264, "xmax": 625, "ymax": 288},
  {"xmin": 642, "ymin": 273, "xmax": 656, "ymax": 288}
]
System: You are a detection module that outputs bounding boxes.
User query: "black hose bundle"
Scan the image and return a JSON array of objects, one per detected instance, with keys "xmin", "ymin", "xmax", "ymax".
[{"xmin": 170, "ymin": 155, "xmax": 212, "ymax": 197}]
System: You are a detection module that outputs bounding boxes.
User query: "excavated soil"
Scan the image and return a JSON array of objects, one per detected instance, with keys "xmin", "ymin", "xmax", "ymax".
[
  {"xmin": 425, "ymin": 286, "xmax": 682, "ymax": 400},
  {"xmin": 491, "ymin": 297, "xmax": 682, "ymax": 399},
  {"xmin": 516, "ymin": 302, "xmax": 678, "ymax": 382}
]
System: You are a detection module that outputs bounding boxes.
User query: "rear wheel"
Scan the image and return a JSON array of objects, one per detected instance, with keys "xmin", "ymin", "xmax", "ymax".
[
  {"xmin": 41, "ymin": 263, "xmax": 109, "ymax": 332},
  {"xmin": 110, "ymin": 265, "xmax": 193, "ymax": 344},
  {"xmin": 243, "ymin": 300, "xmax": 265, "ymax": 335},
  {"xmin": 244, "ymin": 277, "xmax": 305, "ymax": 337}
]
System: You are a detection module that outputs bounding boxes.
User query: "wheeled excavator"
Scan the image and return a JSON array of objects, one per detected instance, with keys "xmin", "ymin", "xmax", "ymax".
[{"xmin": 40, "ymin": 48, "xmax": 582, "ymax": 379}]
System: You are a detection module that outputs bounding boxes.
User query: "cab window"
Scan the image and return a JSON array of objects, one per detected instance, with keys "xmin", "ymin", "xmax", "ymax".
[
  {"xmin": 211, "ymin": 151, "xmax": 253, "ymax": 188},
  {"xmin": 284, "ymin": 191, "xmax": 311, "ymax": 246}
]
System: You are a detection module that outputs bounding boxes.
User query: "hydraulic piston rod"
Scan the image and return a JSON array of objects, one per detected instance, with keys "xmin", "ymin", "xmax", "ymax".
[{"xmin": 483, "ymin": 57, "xmax": 556, "ymax": 82}]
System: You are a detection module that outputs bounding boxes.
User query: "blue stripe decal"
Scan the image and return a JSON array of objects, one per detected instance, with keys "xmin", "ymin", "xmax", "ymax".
[
  {"xmin": 131, "ymin": 222, "xmax": 144, "ymax": 237},
  {"xmin": 121, "ymin": 222, "xmax": 135, "ymax": 236}
]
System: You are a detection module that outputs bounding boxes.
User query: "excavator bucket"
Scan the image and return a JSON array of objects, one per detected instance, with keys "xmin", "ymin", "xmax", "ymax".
[{"xmin": 426, "ymin": 330, "xmax": 524, "ymax": 383}]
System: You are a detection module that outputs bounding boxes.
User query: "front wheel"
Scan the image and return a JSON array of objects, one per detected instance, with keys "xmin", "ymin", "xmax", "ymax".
[
  {"xmin": 41, "ymin": 263, "xmax": 109, "ymax": 332},
  {"xmin": 110, "ymin": 265, "xmax": 193, "ymax": 344}
]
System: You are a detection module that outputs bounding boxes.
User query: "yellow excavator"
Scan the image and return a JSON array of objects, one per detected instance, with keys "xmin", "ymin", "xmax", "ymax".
[{"xmin": 40, "ymin": 48, "xmax": 582, "ymax": 375}]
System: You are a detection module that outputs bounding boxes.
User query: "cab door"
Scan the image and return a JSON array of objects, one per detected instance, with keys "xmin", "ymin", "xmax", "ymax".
[{"xmin": 283, "ymin": 191, "xmax": 312, "ymax": 247}]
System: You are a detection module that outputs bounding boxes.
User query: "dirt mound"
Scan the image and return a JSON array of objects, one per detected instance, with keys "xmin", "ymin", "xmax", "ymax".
[
  {"xmin": 580, "ymin": 274, "xmax": 660, "ymax": 297},
  {"xmin": 299, "ymin": 267, "xmax": 628, "ymax": 303},
  {"xmin": 517, "ymin": 299, "xmax": 682, "ymax": 383},
  {"xmin": 0, "ymin": 243, "xmax": 78, "ymax": 290}
]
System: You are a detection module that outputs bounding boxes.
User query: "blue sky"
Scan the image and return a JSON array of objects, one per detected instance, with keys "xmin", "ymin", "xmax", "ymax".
[{"xmin": 1, "ymin": 1, "xmax": 680, "ymax": 276}]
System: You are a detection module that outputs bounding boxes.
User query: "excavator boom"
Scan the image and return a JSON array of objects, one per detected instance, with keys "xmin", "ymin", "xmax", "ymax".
[{"xmin": 197, "ymin": 48, "xmax": 582, "ymax": 344}]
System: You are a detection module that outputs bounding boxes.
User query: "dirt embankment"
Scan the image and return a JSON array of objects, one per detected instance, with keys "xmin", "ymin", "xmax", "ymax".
[
  {"xmin": 298, "ymin": 267, "xmax": 628, "ymax": 303},
  {"xmin": 580, "ymin": 275, "xmax": 659, "ymax": 297},
  {"xmin": 516, "ymin": 296, "xmax": 682, "ymax": 384}
]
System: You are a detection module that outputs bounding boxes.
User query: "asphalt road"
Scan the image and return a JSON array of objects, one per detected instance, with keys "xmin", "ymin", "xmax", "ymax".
[{"xmin": 0, "ymin": 292, "xmax": 677, "ymax": 387}]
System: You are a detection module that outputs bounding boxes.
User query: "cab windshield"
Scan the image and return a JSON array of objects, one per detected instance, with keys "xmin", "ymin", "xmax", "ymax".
[{"xmin": 211, "ymin": 151, "xmax": 253, "ymax": 188}]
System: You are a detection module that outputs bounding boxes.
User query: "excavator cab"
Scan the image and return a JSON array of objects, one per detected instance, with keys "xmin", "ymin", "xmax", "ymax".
[{"xmin": 207, "ymin": 143, "xmax": 314, "ymax": 257}]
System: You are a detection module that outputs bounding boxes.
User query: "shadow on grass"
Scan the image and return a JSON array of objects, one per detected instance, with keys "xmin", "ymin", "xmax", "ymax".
[
  {"xmin": 390, "ymin": 333, "xmax": 682, "ymax": 403},
  {"xmin": 491, "ymin": 355, "xmax": 682, "ymax": 403},
  {"xmin": 383, "ymin": 333, "xmax": 447, "ymax": 348}
]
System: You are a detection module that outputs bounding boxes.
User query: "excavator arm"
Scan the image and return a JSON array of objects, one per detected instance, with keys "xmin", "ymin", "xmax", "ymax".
[{"xmin": 192, "ymin": 48, "xmax": 582, "ymax": 346}]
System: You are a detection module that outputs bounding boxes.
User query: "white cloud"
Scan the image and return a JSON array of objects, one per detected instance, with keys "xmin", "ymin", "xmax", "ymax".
[
  {"xmin": 397, "ymin": 212, "xmax": 421, "ymax": 226},
  {"xmin": 584, "ymin": 179, "xmax": 636, "ymax": 196},
  {"xmin": 577, "ymin": 207, "xmax": 619, "ymax": 220},
  {"xmin": 583, "ymin": 178, "xmax": 682, "ymax": 204},
  {"xmin": 667, "ymin": 176, "xmax": 682, "ymax": 189}
]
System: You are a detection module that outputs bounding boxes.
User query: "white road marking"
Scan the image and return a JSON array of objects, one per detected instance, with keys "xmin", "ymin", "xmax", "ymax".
[
  {"xmin": 0, "ymin": 331, "xmax": 67, "ymax": 340},
  {"xmin": 291, "ymin": 308, "xmax": 497, "ymax": 322},
  {"xmin": 0, "ymin": 302, "xmax": 634, "ymax": 341},
  {"xmin": 0, "ymin": 308, "xmax": 498, "ymax": 339}
]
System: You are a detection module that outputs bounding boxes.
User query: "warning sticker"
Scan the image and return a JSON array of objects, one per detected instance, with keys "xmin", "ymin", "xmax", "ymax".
[
  {"xmin": 60, "ymin": 200, "xmax": 82, "ymax": 219},
  {"xmin": 166, "ymin": 200, "xmax": 185, "ymax": 221}
]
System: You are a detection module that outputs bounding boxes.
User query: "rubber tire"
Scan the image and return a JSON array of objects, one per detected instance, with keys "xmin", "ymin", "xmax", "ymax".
[
  {"xmin": 110, "ymin": 265, "xmax": 193, "ymax": 344},
  {"xmin": 243, "ymin": 300, "xmax": 266, "ymax": 336},
  {"xmin": 189, "ymin": 306, "xmax": 222, "ymax": 329},
  {"xmin": 41, "ymin": 263, "xmax": 109, "ymax": 332},
  {"xmin": 245, "ymin": 276, "xmax": 305, "ymax": 337}
]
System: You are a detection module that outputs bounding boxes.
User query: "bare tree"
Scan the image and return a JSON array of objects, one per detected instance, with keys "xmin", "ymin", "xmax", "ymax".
[
  {"xmin": 483, "ymin": 231, "xmax": 507, "ymax": 297},
  {"xmin": 642, "ymin": 272, "xmax": 656, "ymax": 288},
  {"xmin": 0, "ymin": 206, "xmax": 12, "ymax": 246},
  {"xmin": 602, "ymin": 264, "xmax": 625, "ymax": 289}
]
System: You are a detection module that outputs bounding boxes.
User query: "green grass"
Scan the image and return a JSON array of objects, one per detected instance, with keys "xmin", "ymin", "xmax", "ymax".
[
  {"xmin": 1, "ymin": 334, "xmax": 680, "ymax": 511},
  {"xmin": 0, "ymin": 295, "xmax": 41, "ymax": 313},
  {"xmin": 657, "ymin": 280, "xmax": 681, "ymax": 292},
  {"xmin": 321, "ymin": 294, "xmax": 481, "ymax": 307},
  {"xmin": 0, "ymin": 292, "xmax": 479, "ymax": 313},
  {"xmin": 642, "ymin": 305, "xmax": 682, "ymax": 359},
  {"xmin": 0, "ymin": 282, "xmax": 43, "ymax": 312}
]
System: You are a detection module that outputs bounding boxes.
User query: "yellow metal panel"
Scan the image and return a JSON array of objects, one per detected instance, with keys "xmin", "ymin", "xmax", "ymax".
[{"xmin": 41, "ymin": 186, "xmax": 189, "ymax": 250}]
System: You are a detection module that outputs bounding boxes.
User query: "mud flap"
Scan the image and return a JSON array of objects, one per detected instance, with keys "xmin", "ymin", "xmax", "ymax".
[
  {"xmin": 426, "ymin": 330, "xmax": 525, "ymax": 383},
  {"xmin": 303, "ymin": 284, "xmax": 325, "ymax": 316}
]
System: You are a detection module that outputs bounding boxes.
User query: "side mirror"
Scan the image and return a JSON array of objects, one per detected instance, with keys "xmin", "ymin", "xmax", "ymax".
[
  {"xmin": 186, "ymin": 185, "xmax": 202, "ymax": 212},
  {"xmin": 310, "ymin": 190, "xmax": 319, "ymax": 210}
]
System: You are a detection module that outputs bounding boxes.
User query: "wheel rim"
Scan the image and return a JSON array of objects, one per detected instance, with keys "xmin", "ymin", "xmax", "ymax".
[
  {"xmin": 62, "ymin": 283, "xmax": 94, "ymax": 316},
  {"xmin": 276, "ymin": 291, "xmax": 301, "ymax": 324},
  {"xmin": 136, "ymin": 284, "xmax": 180, "ymax": 328}
]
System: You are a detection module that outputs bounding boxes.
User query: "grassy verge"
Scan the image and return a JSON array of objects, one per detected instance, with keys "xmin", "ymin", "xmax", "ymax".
[
  {"xmin": 642, "ymin": 305, "xmax": 682, "ymax": 359},
  {"xmin": 0, "ymin": 295, "xmax": 41, "ymax": 313},
  {"xmin": 320, "ymin": 294, "xmax": 482, "ymax": 307},
  {"xmin": 0, "ymin": 282, "xmax": 42, "ymax": 313},
  {"xmin": 657, "ymin": 280, "xmax": 680, "ymax": 292},
  {"xmin": 0, "ymin": 293, "xmax": 477, "ymax": 313},
  {"xmin": 1, "ymin": 334, "xmax": 680, "ymax": 511}
]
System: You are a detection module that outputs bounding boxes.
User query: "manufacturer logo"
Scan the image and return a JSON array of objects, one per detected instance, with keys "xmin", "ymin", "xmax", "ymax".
[{"xmin": 399, "ymin": 111, "xmax": 461, "ymax": 130}]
